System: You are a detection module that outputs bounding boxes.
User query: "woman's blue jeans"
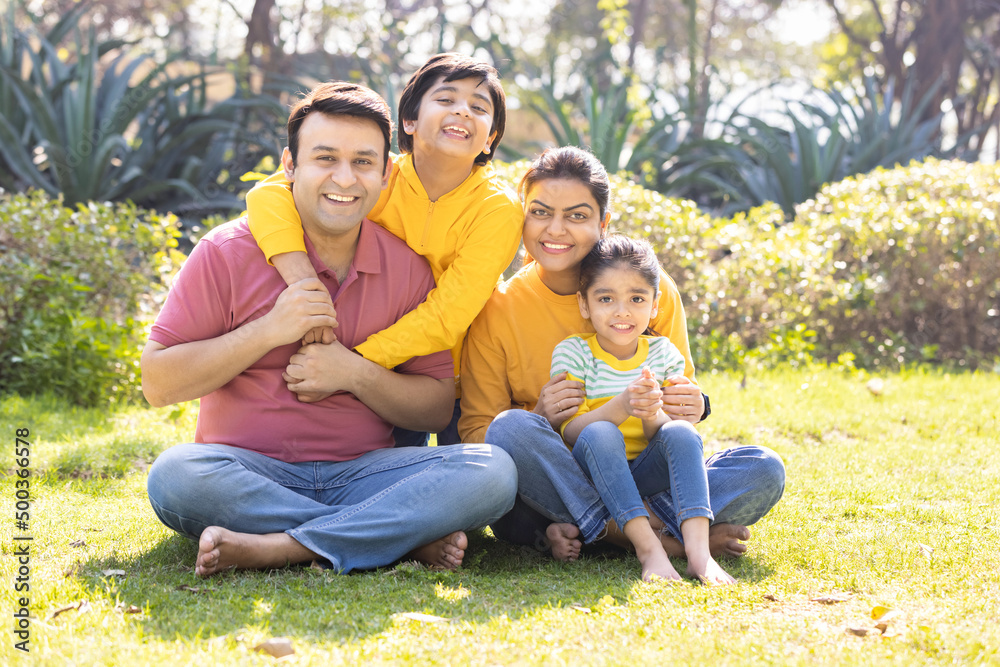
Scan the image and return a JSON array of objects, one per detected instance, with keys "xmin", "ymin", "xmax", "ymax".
[
  {"xmin": 146, "ymin": 442, "xmax": 516, "ymax": 573},
  {"xmin": 486, "ymin": 410, "xmax": 785, "ymax": 549}
]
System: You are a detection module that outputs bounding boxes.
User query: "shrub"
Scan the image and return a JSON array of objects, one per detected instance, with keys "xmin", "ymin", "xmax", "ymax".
[
  {"xmin": 678, "ymin": 159, "xmax": 1000, "ymax": 371},
  {"xmin": 0, "ymin": 189, "xmax": 183, "ymax": 405},
  {"xmin": 793, "ymin": 158, "xmax": 1000, "ymax": 368},
  {"xmin": 489, "ymin": 157, "xmax": 1000, "ymax": 372}
]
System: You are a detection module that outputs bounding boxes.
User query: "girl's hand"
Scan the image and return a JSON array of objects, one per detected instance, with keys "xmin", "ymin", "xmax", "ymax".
[
  {"xmin": 533, "ymin": 372, "xmax": 585, "ymax": 429},
  {"xmin": 661, "ymin": 375, "xmax": 705, "ymax": 424},
  {"xmin": 625, "ymin": 368, "xmax": 663, "ymax": 420}
]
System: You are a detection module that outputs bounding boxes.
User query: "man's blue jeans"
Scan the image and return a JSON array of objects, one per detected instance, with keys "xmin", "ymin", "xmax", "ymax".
[
  {"xmin": 486, "ymin": 410, "xmax": 785, "ymax": 549},
  {"xmin": 146, "ymin": 442, "xmax": 517, "ymax": 573}
]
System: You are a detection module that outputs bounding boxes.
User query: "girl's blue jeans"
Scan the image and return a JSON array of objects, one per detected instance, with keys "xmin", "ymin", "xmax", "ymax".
[
  {"xmin": 485, "ymin": 410, "xmax": 785, "ymax": 548},
  {"xmin": 146, "ymin": 442, "xmax": 516, "ymax": 573}
]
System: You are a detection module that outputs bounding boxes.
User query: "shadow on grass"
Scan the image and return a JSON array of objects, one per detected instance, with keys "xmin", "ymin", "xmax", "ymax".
[{"xmin": 73, "ymin": 528, "xmax": 775, "ymax": 645}]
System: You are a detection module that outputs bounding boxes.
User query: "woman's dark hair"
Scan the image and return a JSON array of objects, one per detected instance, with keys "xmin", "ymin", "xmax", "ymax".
[
  {"xmin": 518, "ymin": 146, "xmax": 611, "ymax": 220},
  {"xmin": 579, "ymin": 235, "xmax": 662, "ymax": 335},
  {"xmin": 397, "ymin": 53, "xmax": 506, "ymax": 166}
]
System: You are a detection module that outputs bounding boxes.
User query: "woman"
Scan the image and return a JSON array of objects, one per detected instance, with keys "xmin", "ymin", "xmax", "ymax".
[{"xmin": 459, "ymin": 146, "xmax": 785, "ymax": 571}]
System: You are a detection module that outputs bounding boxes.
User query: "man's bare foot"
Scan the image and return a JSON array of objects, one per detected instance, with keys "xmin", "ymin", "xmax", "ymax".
[
  {"xmin": 195, "ymin": 526, "xmax": 317, "ymax": 578},
  {"xmin": 407, "ymin": 531, "xmax": 467, "ymax": 570},
  {"xmin": 546, "ymin": 523, "xmax": 582, "ymax": 561},
  {"xmin": 709, "ymin": 524, "xmax": 750, "ymax": 558},
  {"xmin": 635, "ymin": 545, "xmax": 682, "ymax": 583},
  {"xmin": 686, "ymin": 554, "xmax": 736, "ymax": 586}
]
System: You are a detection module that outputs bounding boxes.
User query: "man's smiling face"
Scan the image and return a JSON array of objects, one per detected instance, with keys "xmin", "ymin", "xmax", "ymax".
[{"xmin": 282, "ymin": 112, "xmax": 390, "ymax": 241}]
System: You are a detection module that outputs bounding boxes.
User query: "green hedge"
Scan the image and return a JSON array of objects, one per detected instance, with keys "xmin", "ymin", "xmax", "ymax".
[
  {"xmin": 497, "ymin": 157, "xmax": 1000, "ymax": 371},
  {"xmin": 0, "ymin": 190, "xmax": 183, "ymax": 405}
]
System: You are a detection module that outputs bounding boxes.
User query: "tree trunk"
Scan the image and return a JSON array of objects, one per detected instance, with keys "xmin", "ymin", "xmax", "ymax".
[{"xmin": 245, "ymin": 0, "xmax": 277, "ymax": 69}]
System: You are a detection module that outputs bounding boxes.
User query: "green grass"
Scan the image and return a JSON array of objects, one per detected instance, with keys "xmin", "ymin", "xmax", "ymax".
[{"xmin": 2, "ymin": 368, "xmax": 999, "ymax": 665}]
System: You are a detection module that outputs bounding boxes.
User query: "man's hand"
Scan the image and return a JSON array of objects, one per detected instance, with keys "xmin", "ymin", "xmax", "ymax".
[
  {"xmin": 661, "ymin": 375, "xmax": 705, "ymax": 424},
  {"xmin": 625, "ymin": 367, "xmax": 664, "ymax": 421},
  {"xmin": 271, "ymin": 252, "xmax": 336, "ymax": 345},
  {"xmin": 284, "ymin": 340, "xmax": 362, "ymax": 402},
  {"xmin": 261, "ymin": 279, "xmax": 338, "ymax": 348}
]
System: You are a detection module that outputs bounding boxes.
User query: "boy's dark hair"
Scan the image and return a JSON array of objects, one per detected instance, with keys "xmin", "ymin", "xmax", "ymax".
[
  {"xmin": 287, "ymin": 81, "xmax": 393, "ymax": 167},
  {"xmin": 519, "ymin": 146, "xmax": 611, "ymax": 219},
  {"xmin": 397, "ymin": 53, "xmax": 506, "ymax": 166}
]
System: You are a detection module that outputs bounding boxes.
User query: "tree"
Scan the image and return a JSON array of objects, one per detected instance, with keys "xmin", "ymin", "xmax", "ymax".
[{"xmin": 823, "ymin": 0, "xmax": 1000, "ymax": 155}]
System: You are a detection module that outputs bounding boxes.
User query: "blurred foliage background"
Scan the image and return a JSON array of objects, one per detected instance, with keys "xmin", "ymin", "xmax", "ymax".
[{"xmin": 1, "ymin": 0, "xmax": 998, "ymax": 405}]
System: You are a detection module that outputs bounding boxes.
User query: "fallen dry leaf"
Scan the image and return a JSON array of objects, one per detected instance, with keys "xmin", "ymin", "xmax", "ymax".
[
  {"xmin": 309, "ymin": 560, "xmax": 324, "ymax": 572},
  {"xmin": 63, "ymin": 563, "xmax": 81, "ymax": 577},
  {"xmin": 52, "ymin": 600, "xmax": 91, "ymax": 619},
  {"xmin": 253, "ymin": 637, "xmax": 295, "ymax": 658},
  {"xmin": 69, "ymin": 539, "xmax": 87, "ymax": 548},
  {"xmin": 569, "ymin": 605, "xmax": 591, "ymax": 613},
  {"xmin": 763, "ymin": 594, "xmax": 780, "ymax": 602},
  {"xmin": 394, "ymin": 612, "xmax": 450, "ymax": 624},
  {"xmin": 175, "ymin": 584, "xmax": 213, "ymax": 594},
  {"xmin": 101, "ymin": 569, "xmax": 126, "ymax": 577},
  {"xmin": 870, "ymin": 606, "xmax": 898, "ymax": 621},
  {"xmin": 847, "ymin": 626, "xmax": 871, "ymax": 637},
  {"xmin": 918, "ymin": 543, "xmax": 934, "ymax": 560},
  {"xmin": 811, "ymin": 593, "xmax": 852, "ymax": 604},
  {"xmin": 124, "ymin": 605, "xmax": 142, "ymax": 614}
]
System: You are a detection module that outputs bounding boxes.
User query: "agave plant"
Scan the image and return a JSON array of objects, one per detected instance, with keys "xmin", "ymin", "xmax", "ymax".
[
  {"xmin": 658, "ymin": 74, "xmax": 967, "ymax": 217},
  {"xmin": 0, "ymin": 5, "xmax": 284, "ymax": 216}
]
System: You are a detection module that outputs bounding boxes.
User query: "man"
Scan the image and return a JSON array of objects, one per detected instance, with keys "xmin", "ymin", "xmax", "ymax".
[{"xmin": 142, "ymin": 82, "xmax": 516, "ymax": 576}]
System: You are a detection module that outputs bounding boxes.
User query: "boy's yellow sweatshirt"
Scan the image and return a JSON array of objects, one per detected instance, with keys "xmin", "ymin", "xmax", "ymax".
[{"xmin": 246, "ymin": 153, "xmax": 523, "ymax": 384}]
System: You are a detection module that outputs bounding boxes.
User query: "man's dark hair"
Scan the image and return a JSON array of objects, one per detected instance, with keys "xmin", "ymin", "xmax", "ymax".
[
  {"xmin": 287, "ymin": 81, "xmax": 393, "ymax": 166},
  {"xmin": 397, "ymin": 53, "xmax": 506, "ymax": 166}
]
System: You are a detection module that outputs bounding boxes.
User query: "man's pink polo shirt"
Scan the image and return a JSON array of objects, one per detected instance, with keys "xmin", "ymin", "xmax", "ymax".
[{"xmin": 148, "ymin": 217, "xmax": 453, "ymax": 462}]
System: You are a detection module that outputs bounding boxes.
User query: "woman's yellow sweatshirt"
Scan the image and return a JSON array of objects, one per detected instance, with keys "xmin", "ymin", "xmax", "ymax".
[{"xmin": 246, "ymin": 153, "xmax": 523, "ymax": 386}]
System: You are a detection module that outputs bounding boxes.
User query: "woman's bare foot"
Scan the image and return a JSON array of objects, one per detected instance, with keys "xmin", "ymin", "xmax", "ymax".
[
  {"xmin": 195, "ymin": 526, "xmax": 316, "ymax": 578},
  {"xmin": 546, "ymin": 523, "xmax": 582, "ymax": 561},
  {"xmin": 709, "ymin": 524, "xmax": 750, "ymax": 558},
  {"xmin": 686, "ymin": 554, "xmax": 736, "ymax": 585},
  {"xmin": 645, "ymin": 503, "xmax": 750, "ymax": 559},
  {"xmin": 407, "ymin": 531, "xmax": 467, "ymax": 570}
]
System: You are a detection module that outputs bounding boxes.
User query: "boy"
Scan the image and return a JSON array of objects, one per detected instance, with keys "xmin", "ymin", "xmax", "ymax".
[{"xmin": 246, "ymin": 53, "xmax": 522, "ymax": 445}]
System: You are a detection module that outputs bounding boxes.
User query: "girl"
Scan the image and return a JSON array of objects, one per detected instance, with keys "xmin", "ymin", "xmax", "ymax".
[{"xmin": 550, "ymin": 235, "xmax": 735, "ymax": 584}]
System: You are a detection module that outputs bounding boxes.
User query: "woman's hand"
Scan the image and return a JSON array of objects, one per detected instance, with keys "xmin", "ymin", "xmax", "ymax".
[
  {"xmin": 533, "ymin": 372, "xmax": 585, "ymax": 429},
  {"xmin": 661, "ymin": 375, "xmax": 705, "ymax": 424},
  {"xmin": 625, "ymin": 368, "xmax": 664, "ymax": 420}
]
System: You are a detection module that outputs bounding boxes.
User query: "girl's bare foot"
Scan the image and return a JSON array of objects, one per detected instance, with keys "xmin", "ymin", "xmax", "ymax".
[
  {"xmin": 545, "ymin": 523, "xmax": 582, "ymax": 561},
  {"xmin": 407, "ymin": 531, "xmax": 467, "ymax": 570},
  {"xmin": 195, "ymin": 526, "xmax": 316, "ymax": 578},
  {"xmin": 686, "ymin": 554, "xmax": 736, "ymax": 585},
  {"xmin": 635, "ymin": 544, "xmax": 682, "ymax": 583}
]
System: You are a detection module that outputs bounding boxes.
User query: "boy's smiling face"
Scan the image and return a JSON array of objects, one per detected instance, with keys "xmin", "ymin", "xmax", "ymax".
[{"xmin": 402, "ymin": 76, "xmax": 497, "ymax": 163}]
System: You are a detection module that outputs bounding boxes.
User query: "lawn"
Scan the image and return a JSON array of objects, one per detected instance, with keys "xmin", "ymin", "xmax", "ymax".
[{"xmin": 1, "ymin": 367, "xmax": 998, "ymax": 665}]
